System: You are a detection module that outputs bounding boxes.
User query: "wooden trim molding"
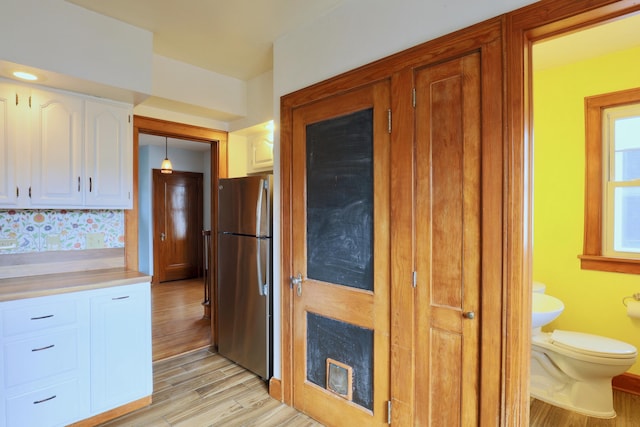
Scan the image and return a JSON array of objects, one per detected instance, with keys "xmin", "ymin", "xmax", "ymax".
[
  {"xmin": 268, "ymin": 377, "xmax": 283, "ymax": 401},
  {"xmin": 582, "ymin": 87, "xmax": 640, "ymax": 274},
  {"xmin": 68, "ymin": 396, "xmax": 152, "ymax": 427},
  {"xmin": 613, "ymin": 372, "xmax": 640, "ymax": 396}
]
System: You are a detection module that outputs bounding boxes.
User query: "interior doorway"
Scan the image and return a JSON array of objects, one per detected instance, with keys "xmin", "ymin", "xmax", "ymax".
[
  {"xmin": 124, "ymin": 116, "xmax": 228, "ymax": 359},
  {"xmin": 505, "ymin": 1, "xmax": 640, "ymax": 422}
]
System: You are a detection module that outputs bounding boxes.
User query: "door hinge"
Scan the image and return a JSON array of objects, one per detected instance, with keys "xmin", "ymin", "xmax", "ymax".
[
  {"xmin": 412, "ymin": 87, "xmax": 416, "ymax": 108},
  {"xmin": 412, "ymin": 271, "xmax": 417, "ymax": 288},
  {"xmin": 387, "ymin": 109, "xmax": 392, "ymax": 134},
  {"xmin": 387, "ymin": 400, "xmax": 392, "ymax": 424},
  {"xmin": 29, "ymin": 95, "xmax": 31, "ymax": 108}
]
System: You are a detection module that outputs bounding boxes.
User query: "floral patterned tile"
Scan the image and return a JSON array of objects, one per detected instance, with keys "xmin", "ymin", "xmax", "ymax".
[{"xmin": 0, "ymin": 210, "xmax": 125, "ymax": 254}]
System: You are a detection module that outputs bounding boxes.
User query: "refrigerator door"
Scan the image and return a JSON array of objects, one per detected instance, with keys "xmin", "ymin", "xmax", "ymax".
[
  {"xmin": 218, "ymin": 175, "xmax": 271, "ymax": 237},
  {"xmin": 217, "ymin": 233, "xmax": 271, "ymax": 379}
]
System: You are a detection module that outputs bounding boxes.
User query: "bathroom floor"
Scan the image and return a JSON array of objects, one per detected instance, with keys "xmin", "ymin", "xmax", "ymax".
[{"xmin": 530, "ymin": 390, "xmax": 640, "ymax": 426}]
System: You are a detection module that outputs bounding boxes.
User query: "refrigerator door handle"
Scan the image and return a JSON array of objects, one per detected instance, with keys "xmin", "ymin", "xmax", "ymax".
[
  {"xmin": 257, "ymin": 238, "xmax": 265, "ymax": 296},
  {"xmin": 256, "ymin": 178, "xmax": 265, "ymax": 236},
  {"xmin": 256, "ymin": 178, "xmax": 266, "ymax": 296}
]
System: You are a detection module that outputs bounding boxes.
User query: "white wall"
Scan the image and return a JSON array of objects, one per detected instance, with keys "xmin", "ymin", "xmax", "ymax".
[
  {"xmin": 138, "ymin": 145, "xmax": 211, "ymax": 276},
  {"xmin": 0, "ymin": 0, "xmax": 152, "ymax": 97},
  {"xmin": 229, "ymin": 71, "xmax": 274, "ymax": 132},
  {"xmin": 152, "ymin": 55, "xmax": 247, "ymax": 121},
  {"xmin": 227, "ymin": 134, "xmax": 249, "ymax": 178},
  {"xmin": 269, "ymin": 0, "xmax": 539, "ymax": 379}
]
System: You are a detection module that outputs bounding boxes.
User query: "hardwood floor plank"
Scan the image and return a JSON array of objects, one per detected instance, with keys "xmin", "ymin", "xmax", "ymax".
[
  {"xmin": 99, "ymin": 349, "xmax": 322, "ymax": 427},
  {"xmin": 151, "ymin": 279, "xmax": 210, "ymax": 362},
  {"xmin": 530, "ymin": 390, "xmax": 640, "ymax": 427}
]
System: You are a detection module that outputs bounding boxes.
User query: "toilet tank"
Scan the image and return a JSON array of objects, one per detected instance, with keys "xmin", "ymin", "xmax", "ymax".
[{"xmin": 533, "ymin": 281, "xmax": 546, "ymax": 294}]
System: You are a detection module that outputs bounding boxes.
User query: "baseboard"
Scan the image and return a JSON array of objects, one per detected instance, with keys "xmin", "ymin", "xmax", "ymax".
[
  {"xmin": 612, "ymin": 372, "xmax": 640, "ymax": 396},
  {"xmin": 269, "ymin": 377, "xmax": 283, "ymax": 401},
  {"xmin": 68, "ymin": 396, "xmax": 152, "ymax": 426}
]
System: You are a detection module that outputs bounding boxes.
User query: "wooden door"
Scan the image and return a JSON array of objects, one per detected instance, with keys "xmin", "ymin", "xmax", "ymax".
[
  {"xmin": 414, "ymin": 53, "xmax": 482, "ymax": 425},
  {"xmin": 291, "ymin": 82, "xmax": 390, "ymax": 425},
  {"xmin": 153, "ymin": 169, "xmax": 203, "ymax": 283}
]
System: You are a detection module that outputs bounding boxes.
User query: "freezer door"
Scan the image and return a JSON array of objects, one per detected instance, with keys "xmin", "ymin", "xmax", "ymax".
[
  {"xmin": 218, "ymin": 175, "xmax": 271, "ymax": 237},
  {"xmin": 217, "ymin": 233, "xmax": 271, "ymax": 379}
]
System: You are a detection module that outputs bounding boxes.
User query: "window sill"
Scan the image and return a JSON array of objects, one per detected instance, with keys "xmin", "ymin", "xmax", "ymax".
[{"xmin": 579, "ymin": 255, "xmax": 640, "ymax": 274}]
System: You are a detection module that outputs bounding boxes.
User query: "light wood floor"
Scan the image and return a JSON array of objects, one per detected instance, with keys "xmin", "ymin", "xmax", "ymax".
[
  {"xmin": 151, "ymin": 278, "xmax": 211, "ymax": 361},
  {"xmin": 137, "ymin": 278, "xmax": 640, "ymax": 426},
  {"xmin": 530, "ymin": 391, "xmax": 640, "ymax": 426},
  {"xmin": 99, "ymin": 348, "xmax": 323, "ymax": 426}
]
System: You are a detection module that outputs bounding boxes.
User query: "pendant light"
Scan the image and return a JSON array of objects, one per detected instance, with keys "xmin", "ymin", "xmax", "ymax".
[{"xmin": 161, "ymin": 136, "xmax": 173, "ymax": 174}]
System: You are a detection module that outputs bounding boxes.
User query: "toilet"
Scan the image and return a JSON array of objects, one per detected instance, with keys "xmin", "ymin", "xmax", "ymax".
[{"xmin": 530, "ymin": 282, "xmax": 637, "ymax": 418}]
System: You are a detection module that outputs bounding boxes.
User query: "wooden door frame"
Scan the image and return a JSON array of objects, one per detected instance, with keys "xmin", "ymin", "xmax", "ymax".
[
  {"xmin": 279, "ymin": 18, "xmax": 505, "ymax": 425},
  {"xmin": 505, "ymin": 0, "xmax": 640, "ymax": 423},
  {"xmin": 124, "ymin": 115, "xmax": 228, "ymax": 347}
]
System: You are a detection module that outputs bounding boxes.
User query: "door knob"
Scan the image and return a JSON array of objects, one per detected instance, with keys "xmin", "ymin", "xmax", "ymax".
[
  {"xmin": 463, "ymin": 311, "xmax": 475, "ymax": 319},
  {"xmin": 160, "ymin": 232, "xmax": 166, "ymax": 241},
  {"xmin": 291, "ymin": 273, "xmax": 303, "ymax": 297}
]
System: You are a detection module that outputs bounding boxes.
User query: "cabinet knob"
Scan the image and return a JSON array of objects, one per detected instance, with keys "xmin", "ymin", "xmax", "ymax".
[{"xmin": 463, "ymin": 311, "xmax": 475, "ymax": 319}]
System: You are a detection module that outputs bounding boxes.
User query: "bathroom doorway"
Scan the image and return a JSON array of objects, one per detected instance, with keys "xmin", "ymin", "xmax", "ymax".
[{"xmin": 508, "ymin": 1, "xmax": 640, "ymax": 422}]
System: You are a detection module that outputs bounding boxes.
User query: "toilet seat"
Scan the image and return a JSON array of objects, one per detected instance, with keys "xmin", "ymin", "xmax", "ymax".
[
  {"xmin": 532, "ymin": 330, "xmax": 637, "ymax": 365},
  {"xmin": 550, "ymin": 330, "xmax": 637, "ymax": 359}
]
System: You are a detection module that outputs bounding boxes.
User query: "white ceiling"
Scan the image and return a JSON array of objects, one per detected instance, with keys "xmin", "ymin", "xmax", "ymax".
[
  {"xmin": 533, "ymin": 12, "xmax": 640, "ymax": 70},
  {"xmin": 67, "ymin": 0, "xmax": 344, "ymax": 81}
]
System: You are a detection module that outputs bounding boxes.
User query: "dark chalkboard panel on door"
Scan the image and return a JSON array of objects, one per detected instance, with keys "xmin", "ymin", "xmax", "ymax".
[{"xmin": 305, "ymin": 108, "xmax": 374, "ymax": 291}]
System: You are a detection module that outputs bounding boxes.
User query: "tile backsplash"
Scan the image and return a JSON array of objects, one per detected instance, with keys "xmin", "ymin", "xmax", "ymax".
[{"xmin": 0, "ymin": 210, "xmax": 125, "ymax": 254}]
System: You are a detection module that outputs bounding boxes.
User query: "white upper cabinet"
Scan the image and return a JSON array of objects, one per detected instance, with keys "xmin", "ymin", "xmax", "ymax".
[
  {"xmin": 30, "ymin": 88, "xmax": 84, "ymax": 207},
  {"xmin": 0, "ymin": 84, "xmax": 17, "ymax": 206},
  {"xmin": 84, "ymin": 100, "xmax": 132, "ymax": 209},
  {"xmin": 0, "ymin": 84, "xmax": 30, "ymax": 207},
  {"xmin": 247, "ymin": 127, "xmax": 274, "ymax": 174},
  {"xmin": 0, "ymin": 79, "xmax": 133, "ymax": 209}
]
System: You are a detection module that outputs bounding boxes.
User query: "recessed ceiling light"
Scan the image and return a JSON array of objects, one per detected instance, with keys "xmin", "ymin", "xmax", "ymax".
[{"xmin": 13, "ymin": 71, "xmax": 38, "ymax": 81}]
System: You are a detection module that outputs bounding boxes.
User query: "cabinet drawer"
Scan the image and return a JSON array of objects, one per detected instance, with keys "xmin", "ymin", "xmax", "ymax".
[
  {"xmin": 3, "ymin": 299, "xmax": 77, "ymax": 337},
  {"xmin": 6, "ymin": 378, "xmax": 82, "ymax": 427},
  {"xmin": 4, "ymin": 329, "xmax": 78, "ymax": 387}
]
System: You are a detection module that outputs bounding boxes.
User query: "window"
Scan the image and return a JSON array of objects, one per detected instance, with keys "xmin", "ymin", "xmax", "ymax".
[{"xmin": 581, "ymin": 88, "xmax": 640, "ymax": 274}]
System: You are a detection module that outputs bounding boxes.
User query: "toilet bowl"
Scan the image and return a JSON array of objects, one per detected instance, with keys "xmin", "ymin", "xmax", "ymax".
[{"xmin": 530, "ymin": 287, "xmax": 637, "ymax": 418}]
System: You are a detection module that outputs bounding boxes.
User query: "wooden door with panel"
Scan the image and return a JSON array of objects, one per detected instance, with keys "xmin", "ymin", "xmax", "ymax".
[
  {"xmin": 414, "ymin": 52, "xmax": 482, "ymax": 426},
  {"xmin": 153, "ymin": 169, "xmax": 203, "ymax": 283},
  {"xmin": 291, "ymin": 81, "xmax": 391, "ymax": 426}
]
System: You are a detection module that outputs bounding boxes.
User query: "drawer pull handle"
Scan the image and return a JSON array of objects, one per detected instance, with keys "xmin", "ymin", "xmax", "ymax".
[
  {"xmin": 33, "ymin": 395, "xmax": 56, "ymax": 405},
  {"xmin": 30, "ymin": 314, "xmax": 54, "ymax": 320},
  {"xmin": 112, "ymin": 296, "xmax": 130, "ymax": 300},
  {"xmin": 32, "ymin": 344, "xmax": 55, "ymax": 352}
]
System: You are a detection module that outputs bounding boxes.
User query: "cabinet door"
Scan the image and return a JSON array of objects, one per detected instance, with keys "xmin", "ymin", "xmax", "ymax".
[
  {"xmin": 90, "ymin": 283, "xmax": 152, "ymax": 414},
  {"xmin": 0, "ymin": 83, "xmax": 31, "ymax": 208},
  {"xmin": 30, "ymin": 89, "xmax": 83, "ymax": 207},
  {"xmin": 248, "ymin": 131, "xmax": 274, "ymax": 173},
  {"xmin": 84, "ymin": 100, "xmax": 133, "ymax": 208}
]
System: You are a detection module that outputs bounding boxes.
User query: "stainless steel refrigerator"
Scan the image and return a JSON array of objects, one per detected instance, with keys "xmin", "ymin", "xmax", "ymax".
[{"xmin": 217, "ymin": 175, "xmax": 272, "ymax": 380}]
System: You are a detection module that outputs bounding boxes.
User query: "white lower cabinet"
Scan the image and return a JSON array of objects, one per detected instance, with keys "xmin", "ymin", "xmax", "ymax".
[
  {"xmin": 6, "ymin": 379, "xmax": 84, "ymax": 427},
  {"xmin": 90, "ymin": 283, "xmax": 152, "ymax": 414},
  {"xmin": 0, "ymin": 281, "xmax": 151, "ymax": 427}
]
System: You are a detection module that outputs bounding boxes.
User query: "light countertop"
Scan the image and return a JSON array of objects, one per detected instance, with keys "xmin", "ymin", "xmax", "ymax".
[{"xmin": 0, "ymin": 268, "xmax": 151, "ymax": 302}]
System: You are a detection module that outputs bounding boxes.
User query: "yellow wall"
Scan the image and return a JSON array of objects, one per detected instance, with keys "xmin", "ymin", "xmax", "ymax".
[{"xmin": 533, "ymin": 46, "xmax": 640, "ymax": 374}]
